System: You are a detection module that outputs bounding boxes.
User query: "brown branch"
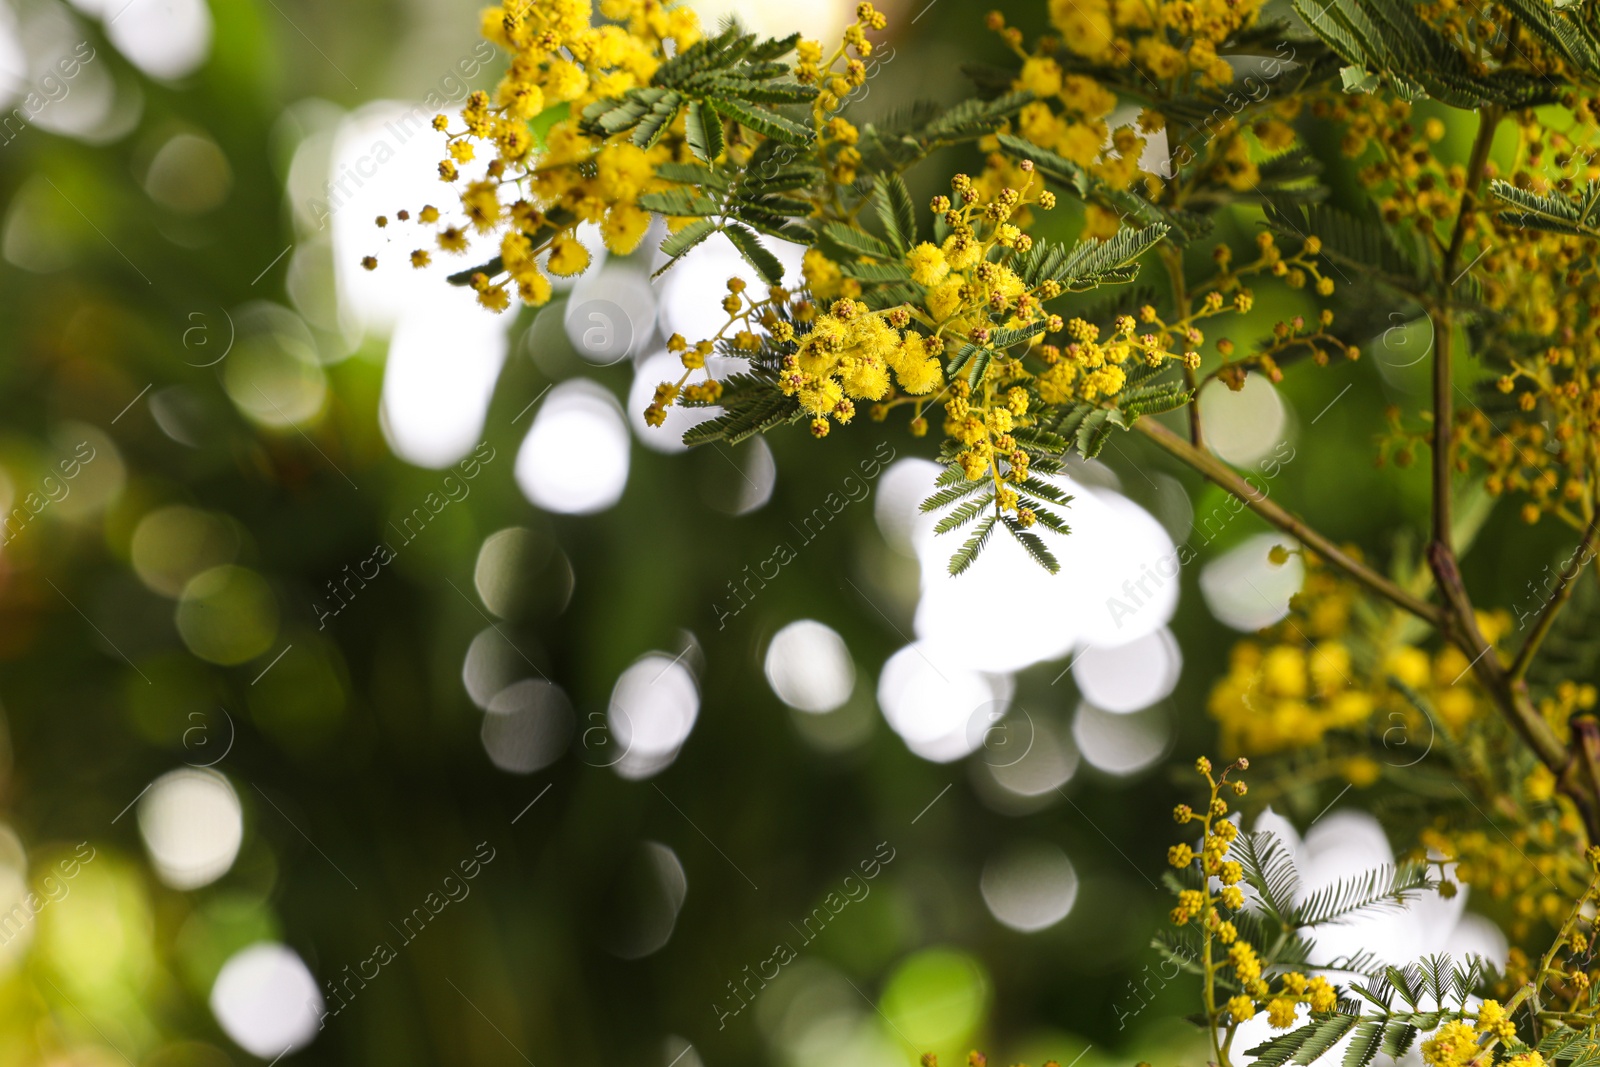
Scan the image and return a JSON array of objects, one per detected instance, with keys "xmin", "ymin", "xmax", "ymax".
[
  {"xmin": 1413, "ymin": 106, "xmax": 1592, "ymax": 837},
  {"xmin": 1134, "ymin": 418, "xmax": 1443, "ymax": 627},
  {"xmin": 1431, "ymin": 106, "xmax": 1499, "ymax": 550},
  {"xmin": 1159, "ymin": 244, "xmax": 1203, "ymax": 448},
  {"xmin": 1135, "ymin": 416, "xmax": 1584, "ymax": 831}
]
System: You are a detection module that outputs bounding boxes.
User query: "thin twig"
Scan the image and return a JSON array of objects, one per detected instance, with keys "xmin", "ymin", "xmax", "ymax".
[
  {"xmin": 1134, "ymin": 419, "xmax": 1441, "ymax": 625},
  {"xmin": 1512, "ymin": 511, "xmax": 1600, "ymax": 681}
]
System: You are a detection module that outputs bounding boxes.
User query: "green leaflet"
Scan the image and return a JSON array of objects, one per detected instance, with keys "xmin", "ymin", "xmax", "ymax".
[
  {"xmin": 819, "ymin": 221, "xmax": 897, "ymax": 261},
  {"xmin": 578, "ymin": 23, "xmax": 817, "ymax": 149},
  {"xmin": 657, "ymin": 219, "xmax": 718, "ymax": 260},
  {"xmin": 1492, "ymin": 179, "xmax": 1600, "ymax": 240},
  {"xmin": 873, "ymin": 172, "xmax": 918, "ymax": 254},
  {"xmin": 1010, "ymin": 222, "xmax": 1168, "ymax": 292},
  {"xmin": 723, "ymin": 223, "xmax": 785, "ymax": 285},
  {"xmin": 1291, "ymin": 0, "xmax": 1558, "ymax": 106},
  {"xmin": 636, "ymin": 188, "xmax": 720, "ymax": 216},
  {"xmin": 685, "ymin": 100, "xmax": 725, "ymax": 162}
]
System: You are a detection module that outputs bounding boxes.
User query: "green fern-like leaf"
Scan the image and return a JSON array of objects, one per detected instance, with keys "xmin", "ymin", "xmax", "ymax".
[
  {"xmin": 1245, "ymin": 1013, "xmax": 1360, "ymax": 1067},
  {"xmin": 949, "ymin": 515, "xmax": 998, "ymax": 576},
  {"xmin": 1234, "ymin": 830, "xmax": 1302, "ymax": 928},
  {"xmin": 1492, "ymin": 179, "xmax": 1600, "ymax": 239},
  {"xmin": 1292, "ymin": 864, "xmax": 1434, "ymax": 928}
]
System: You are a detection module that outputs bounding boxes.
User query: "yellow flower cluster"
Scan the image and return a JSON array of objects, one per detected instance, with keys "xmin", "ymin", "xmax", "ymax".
[
  {"xmin": 1324, "ymin": 92, "xmax": 1600, "ymax": 529},
  {"xmin": 1170, "ymin": 757, "xmax": 1338, "ymax": 1041},
  {"xmin": 659, "ymin": 168, "xmax": 1174, "ymax": 469},
  {"xmin": 982, "ymin": 0, "xmax": 1284, "ymax": 236},
  {"xmin": 797, "ymin": 7, "xmax": 886, "ymax": 185},
  {"xmin": 1206, "ymin": 554, "xmax": 1508, "ymax": 762},
  {"xmin": 1418, "ymin": 1001, "xmax": 1553, "ymax": 1067},
  {"xmin": 642, "ymin": 275, "xmax": 785, "ymax": 427},
  {"xmin": 379, "ymin": 0, "xmax": 704, "ymax": 310},
  {"xmin": 1039, "ymin": 0, "xmax": 1260, "ymax": 83},
  {"xmin": 779, "ymin": 299, "xmax": 942, "ymax": 436},
  {"xmin": 1417, "ymin": 681, "xmax": 1600, "ymax": 940}
]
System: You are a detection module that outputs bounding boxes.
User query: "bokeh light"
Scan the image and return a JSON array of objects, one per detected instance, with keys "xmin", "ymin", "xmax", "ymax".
[
  {"xmin": 764, "ymin": 620, "xmax": 855, "ymax": 714},
  {"xmin": 516, "ymin": 380, "xmax": 631, "ymax": 515},
  {"xmin": 209, "ymin": 942, "xmax": 322, "ymax": 1058},
  {"xmin": 979, "ymin": 843, "xmax": 1079, "ymax": 932},
  {"xmin": 137, "ymin": 769, "xmax": 243, "ymax": 890}
]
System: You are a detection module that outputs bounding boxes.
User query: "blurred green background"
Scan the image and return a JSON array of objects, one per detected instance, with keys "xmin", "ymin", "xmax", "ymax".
[{"xmin": 0, "ymin": 0, "xmax": 1545, "ymax": 1064}]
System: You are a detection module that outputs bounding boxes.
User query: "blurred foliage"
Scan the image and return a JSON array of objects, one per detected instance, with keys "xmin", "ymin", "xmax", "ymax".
[{"xmin": 0, "ymin": 0, "xmax": 1550, "ymax": 1065}]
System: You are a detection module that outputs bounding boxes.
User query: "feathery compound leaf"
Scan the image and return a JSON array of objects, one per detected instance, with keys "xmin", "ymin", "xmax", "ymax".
[
  {"xmin": 1380, "ymin": 1024, "xmax": 1420, "ymax": 1058},
  {"xmin": 657, "ymin": 218, "xmax": 719, "ymax": 262},
  {"xmin": 655, "ymin": 161, "xmax": 726, "ymax": 188},
  {"xmin": 1054, "ymin": 223, "xmax": 1168, "ymax": 289},
  {"xmin": 1492, "ymin": 179, "xmax": 1600, "ymax": 239},
  {"xmin": 699, "ymin": 77, "xmax": 818, "ymax": 104},
  {"xmin": 1291, "ymin": 863, "xmax": 1434, "ymax": 927},
  {"xmin": 1495, "ymin": 0, "xmax": 1600, "ymax": 77},
  {"xmin": 685, "ymin": 100, "xmax": 725, "ymax": 162},
  {"xmin": 838, "ymin": 260, "xmax": 913, "ymax": 282},
  {"xmin": 650, "ymin": 23, "xmax": 747, "ymax": 85},
  {"xmin": 933, "ymin": 494, "xmax": 996, "ymax": 534},
  {"xmin": 923, "ymin": 90, "xmax": 1032, "ymax": 142},
  {"xmin": 723, "ymin": 224, "xmax": 785, "ymax": 285},
  {"xmin": 1295, "ymin": 1013, "xmax": 1362, "ymax": 1065},
  {"xmin": 711, "ymin": 95, "xmax": 813, "ymax": 145},
  {"xmin": 820, "ymin": 221, "xmax": 898, "ymax": 261},
  {"xmin": 1292, "ymin": 0, "xmax": 1557, "ymax": 106},
  {"xmin": 1023, "ymin": 504, "xmax": 1069, "ymax": 534},
  {"xmin": 631, "ymin": 90, "xmax": 684, "ymax": 148},
  {"xmin": 1246, "ymin": 1014, "xmax": 1360, "ymax": 1067},
  {"xmin": 1342, "ymin": 1021, "xmax": 1385, "ymax": 1067},
  {"xmin": 949, "ymin": 515, "xmax": 997, "ymax": 576},
  {"xmin": 921, "ymin": 479, "xmax": 992, "ymax": 511},
  {"xmin": 1002, "ymin": 514, "xmax": 1060, "ymax": 573},
  {"xmin": 1234, "ymin": 830, "xmax": 1303, "ymax": 927},
  {"xmin": 1264, "ymin": 196, "xmax": 1423, "ymax": 290},
  {"xmin": 874, "ymin": 173, "xmax": 918, "ymax": 254},
  {"xmin": 1016, "ymin": 476, "xmax": 1071, "ymax": 505},
  {"xmin": 745, "ymin": 31, "xmax": 800, "ymax": 62},
  {"xmin": 946, "ymin": 325, "xmax": 1045, "ymax": 375},
  {"xmin": 680, "ymin": 384, "xmax": 803, "ymax": 445},
  {"xmin": 637, "ymin": 188, "xmax": 720, "ymax": 216}
]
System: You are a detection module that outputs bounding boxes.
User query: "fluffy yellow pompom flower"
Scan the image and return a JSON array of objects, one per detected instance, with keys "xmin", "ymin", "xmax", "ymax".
[
  {"xmin": 1018, "ymin": 55, "xmax": 1062, "ymax": 98},
  {"xmin": 907, "ymin": 242, "xmax": 950, "ymax": 286},
  {"xmin": 547, "ymin": 234, "xmax": 592, "ymax": 276},
  {"xmin": 925, "ymin": 278, "xmax": 965, "ymax": 322},
  {"xmin": 1421, "ymin": 1020, "xmax": 1478, "ymax": 1067},
  {"xmin": 602, "ymin": 204, "xmax": 650, "ymax": 254},
  {"xmin": 1049, "ymin": 0, "xmax": 1114, "ymax": 60},
  {"xmin": 803, "ymin": 249, "xmax": 844, "ymax": 301}
]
